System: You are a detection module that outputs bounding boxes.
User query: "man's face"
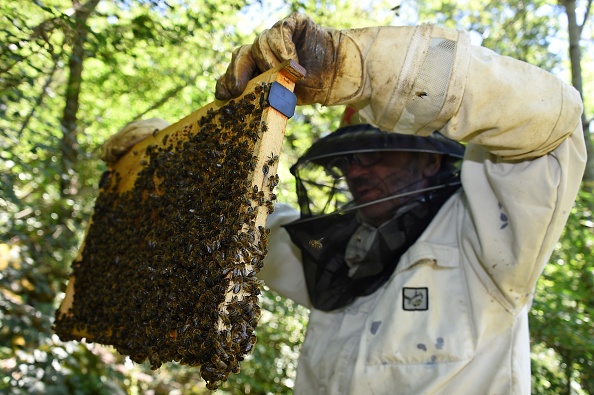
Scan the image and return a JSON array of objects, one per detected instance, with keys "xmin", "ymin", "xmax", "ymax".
[{"xmin": 341, "ymin": 151, "xmax": 439, "ymax": 226}]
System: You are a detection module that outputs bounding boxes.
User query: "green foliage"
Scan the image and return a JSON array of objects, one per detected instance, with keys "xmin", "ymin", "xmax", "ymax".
[
  {"xmin": 413, "ymin": 0, "xmax": 562, "ymax": 69},
  {"xmin": 530, "ymin": 190, "xmax": 594, "ymax": 394},
  {"xmin": 1, "ymin": 0, "xmax": 592, "ymax": 393},
  {"xmin": 0, "ymin": 0, "xmax": 375, "ymax": 392}
]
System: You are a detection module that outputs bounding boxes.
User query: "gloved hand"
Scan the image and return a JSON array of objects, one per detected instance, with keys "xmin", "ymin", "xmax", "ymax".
[
  {"xmin": 215, "ymin": 13, "xmax": 470, "ymax": 135},
  {"xmin": 215, "ymin": 12, "xmax": 368, "ymax": 106},
  {"xmin": 101, "ymin": 118, "xmax": 170, "ymax": 164}
]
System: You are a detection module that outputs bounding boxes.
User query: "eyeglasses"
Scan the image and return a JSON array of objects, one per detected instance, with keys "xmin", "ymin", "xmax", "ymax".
[{"xmin": 325, "ymin": 151, "xmax": 383, "ymax": 178}]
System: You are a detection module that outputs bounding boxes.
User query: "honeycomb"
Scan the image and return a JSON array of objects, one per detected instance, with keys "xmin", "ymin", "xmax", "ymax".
[{"xmin": 54, "ymin": 82, "xmax": 284, "ymax": 390}]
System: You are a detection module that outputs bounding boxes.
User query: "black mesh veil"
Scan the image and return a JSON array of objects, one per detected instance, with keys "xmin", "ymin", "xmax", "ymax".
[
  {"xmin": 284, "ymin": 124, "xmax": 465, "ymax": 311},
  {"xmin": 289, "ymin": 124, "xmax": 465, "ymax": 217}
]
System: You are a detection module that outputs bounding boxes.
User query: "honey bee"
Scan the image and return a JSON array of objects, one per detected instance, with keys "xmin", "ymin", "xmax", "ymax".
[
  {"xmin": 268, "ymin": 174, "xmax": 279, "ymax": 191},
  {"xmin": 98, "ymin": 170, "xmax": 111, "ymax": 189},
  {"xmin": 308, "ymin": 238, "xmax": 324, "ymax": 250},
  {"xmin": 60, "ymin": 78, "xmax": 276, "ymax": 389},
  {"xmin": 265, "ymin": 152, "xmax": 277, "ymax": 164}
]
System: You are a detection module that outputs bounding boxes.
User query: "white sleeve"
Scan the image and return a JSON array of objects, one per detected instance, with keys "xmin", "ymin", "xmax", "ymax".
[
  {"xmin": 349, "ymin": 24, "xmax": 584, "ymax": 160},
  {"xmin": 459, "ymin": 125, "xmax": 585, "ymax": 311},
  {"xmin": 435, "ymin": 38, "xmax": 586, "ymax": 310},
  {"xmin": 371, "ymin": 27, "xmax": 587, "ymax": 309},
  {"xmin": 441, "ymin": 44, "xmax": 584, "ymax": 160},
  {"xmin": 353, "ymin": 25, "xmax": 587, "ymax": 309},
  {"xmin": 259, "ymin": 204, "xmax": 312, "ymax": 307}
]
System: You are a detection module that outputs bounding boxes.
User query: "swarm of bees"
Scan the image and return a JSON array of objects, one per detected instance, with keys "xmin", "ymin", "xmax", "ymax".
[{"xmin": 54, "ymin": 83, "xmax": 279, "ymax": 390}]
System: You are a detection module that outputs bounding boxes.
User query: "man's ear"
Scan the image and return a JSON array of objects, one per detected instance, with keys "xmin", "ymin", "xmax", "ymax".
[{"xmin": 422, "ymin": 154, "xmax": 442, "ymax": 178}]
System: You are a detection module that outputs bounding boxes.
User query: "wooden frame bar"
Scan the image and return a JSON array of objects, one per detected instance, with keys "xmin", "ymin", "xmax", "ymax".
[{"xmin": 55, "ymin": 60, "xmax": 305, "ymax": 390}]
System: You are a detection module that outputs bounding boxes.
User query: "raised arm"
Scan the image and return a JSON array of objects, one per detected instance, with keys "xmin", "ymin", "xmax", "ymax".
[{"xmin": 216, "ymin": 12, "xmax": 587, "ymax": 311}]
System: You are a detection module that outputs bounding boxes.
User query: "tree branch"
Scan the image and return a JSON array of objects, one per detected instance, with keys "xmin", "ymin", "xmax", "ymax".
[
  {"xmin": 128, "ymin": 78, "xmax": 195, "ymax": 124},
  {"xmin": 17, "ymin": 59, "xmax": 59, "ymax": 139},
  {"xmin": 59, "ymin": 0, "xmax": 101, "ymax": 197}
]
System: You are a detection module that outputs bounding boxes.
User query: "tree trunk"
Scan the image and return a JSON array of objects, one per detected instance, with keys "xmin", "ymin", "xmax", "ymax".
[
  {"xmin": 59, "ymin": 0, "xmax": 101, "ymax": 197},
  {"xmin": 561, "ymin": 0, "xmax": 594, "ymax": 186}
]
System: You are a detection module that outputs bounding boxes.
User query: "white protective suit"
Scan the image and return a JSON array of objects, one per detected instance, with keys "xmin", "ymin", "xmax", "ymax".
[{"xmin": 258, "ymin": 23, "xmax": 587, "ymax": 395}]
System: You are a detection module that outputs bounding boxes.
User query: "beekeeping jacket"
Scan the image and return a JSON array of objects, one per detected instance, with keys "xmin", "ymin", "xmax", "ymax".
[{"xmin": 259, "ymin": 23, "xmax": 586, "ymax": 395}]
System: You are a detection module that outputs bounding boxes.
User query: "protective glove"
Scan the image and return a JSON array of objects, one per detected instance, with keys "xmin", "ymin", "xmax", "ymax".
[
  {"xmin": 216, "ymin": 13, "xmax": 358, "ymax": 106},
  {"xmin": 101, "ymin": 118, "xmax": 170, "ymax": 164},
  {"xmin": 215, "ymin": 12, "xmax": 471, "ymax": 134}
]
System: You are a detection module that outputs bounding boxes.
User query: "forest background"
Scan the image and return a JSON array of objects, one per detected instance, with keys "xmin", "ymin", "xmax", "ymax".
[{"xmin": 1, "ymin": 0, "xmax": 593, "ymax": 394}]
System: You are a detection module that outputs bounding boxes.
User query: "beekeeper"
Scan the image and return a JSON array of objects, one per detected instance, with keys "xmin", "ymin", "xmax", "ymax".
[{"xmin": 215, "ymin": 12, "xmax": 586, "ymax": 394}]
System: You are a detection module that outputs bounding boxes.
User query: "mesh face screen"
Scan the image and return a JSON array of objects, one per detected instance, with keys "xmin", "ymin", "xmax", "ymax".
[{"xmin": 295, "ymin": 161, "xmax": 354, "ymax": 216}]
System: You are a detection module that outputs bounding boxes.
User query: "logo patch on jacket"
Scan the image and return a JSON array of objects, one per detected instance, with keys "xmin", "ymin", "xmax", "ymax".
[{"xmin": 402, "ymin": 287, "xmax": 428, "ymax": 311}]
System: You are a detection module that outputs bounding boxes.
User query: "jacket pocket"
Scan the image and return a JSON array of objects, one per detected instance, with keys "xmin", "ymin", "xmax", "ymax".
[{"xmin": 363, "ymin": 247, "xmax": 475, "ymax": 393}]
